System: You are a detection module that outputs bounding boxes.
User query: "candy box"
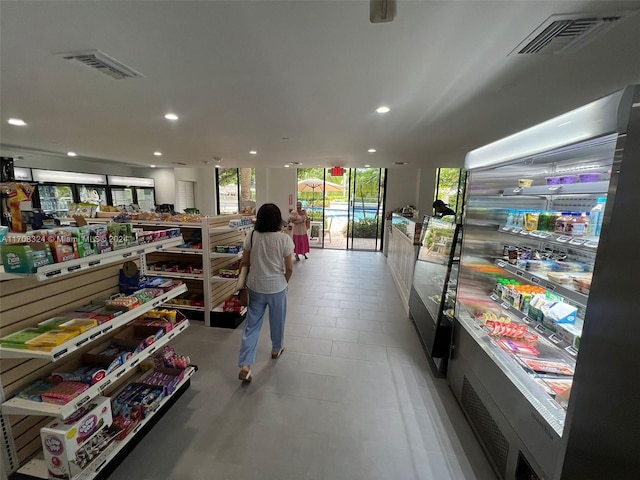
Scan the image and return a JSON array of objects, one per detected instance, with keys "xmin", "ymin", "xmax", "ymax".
[
  {"xmin": 1, "ymin": 242, "xmax": 54, "ymax": 273},
  {"xmin": 50, "ymin": 240, "xmax": 79, "ymax": 264},
  {"xmin": 51, "ymin": 365, "xmax": 108, "ymax": 385},
  {"xmin": 89, "ymin": 225, "xmax": 112, "ymax": 254},
  {"xmin": 41, "ymin": 381, "xmax": 90, "ymax": 405},
  {"xmin": 41, "ymin": 396, "xmax": 112, "ymax": 479}
]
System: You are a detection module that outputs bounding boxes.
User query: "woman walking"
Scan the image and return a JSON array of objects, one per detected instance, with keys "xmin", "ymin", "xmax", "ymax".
[
  {"xmin": 238, "ymin": 203, "xmax": 294, "ymax": 382},
  {"xmin": 289, "ymin": 201, "xmax": 310, "ymax": 261}
]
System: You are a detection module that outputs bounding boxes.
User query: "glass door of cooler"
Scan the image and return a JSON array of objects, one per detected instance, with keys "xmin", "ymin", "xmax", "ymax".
[
  {"xmin": 77, "ymin": 185, "xmax": 108, "ymax": 210},
  {"xmin": 135, "ymin": 187, "xmax": 155, "ymax": 212},
  {"xmin": 455, "ymin": 133, "xmax": 616, "ymax": 436},
  {"xmin": 110, "ymin": 187, "xmax": 134, "ymax": 208},
  {"xmin": 37, "ymin": 184, "xmax": 75, "ymax": 217}
]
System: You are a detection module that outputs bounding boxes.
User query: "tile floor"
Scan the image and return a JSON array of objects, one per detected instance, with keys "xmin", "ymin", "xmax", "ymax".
[{"xmin": 111, "ymin": 249, "xmax": 497, "ymax": 480}]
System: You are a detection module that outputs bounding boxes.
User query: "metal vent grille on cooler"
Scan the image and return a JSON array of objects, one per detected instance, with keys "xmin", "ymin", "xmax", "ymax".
[{"xmin": 461, "ymin": 376, "xmax": 509, "ymax": 478}]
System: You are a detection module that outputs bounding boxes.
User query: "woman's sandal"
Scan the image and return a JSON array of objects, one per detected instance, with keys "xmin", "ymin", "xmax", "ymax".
[
  {"xmin": 238, "ymin": 368, "xmax": 252, "ymax": 382},
  {"xmin": 271, "ymin": 347, "xmax": 285, "ymax": 359}
]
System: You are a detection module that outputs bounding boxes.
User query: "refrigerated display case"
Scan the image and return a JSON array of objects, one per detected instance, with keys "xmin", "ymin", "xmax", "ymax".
[
  {"xmin": 135, "ymin": 187, "xmax": 155, "ymax": 211},
  {"xmin": 449, "ymin": 85, "xmax": 640, "ymax": 480},
  {"xmin": 409, "ymin": 215, "xmax": 461, "ymax": 374},
  {"xmin": 36, "ymin": 184, "xmax": 74, "ymax": 217},
  {"xmin": 77, "ymin": 185, "xmax": 108, "ymax": 208},
  {"xmin": 110, "ymin": 186, "xmax": 134, "ymax": 207}
]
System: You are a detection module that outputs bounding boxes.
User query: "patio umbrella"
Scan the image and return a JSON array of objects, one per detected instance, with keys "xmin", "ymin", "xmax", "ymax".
[{"xmin": 297, "ymin": 178, "xmax": 342, "ymax": 208}]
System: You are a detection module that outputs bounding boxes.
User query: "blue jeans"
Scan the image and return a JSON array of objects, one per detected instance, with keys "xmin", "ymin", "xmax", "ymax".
[{"xmin": 238, "ymin": 287, "xmax": 288, "ymax": 367}]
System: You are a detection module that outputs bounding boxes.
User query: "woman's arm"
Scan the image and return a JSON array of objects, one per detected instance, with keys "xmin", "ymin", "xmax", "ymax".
[{"xmin": 284, "ymin": 254, "xmax": 293, "ymax": 283}]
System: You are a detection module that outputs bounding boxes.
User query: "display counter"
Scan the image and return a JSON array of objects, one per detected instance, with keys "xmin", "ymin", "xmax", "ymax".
[{"xmin": 386, "ymin": 214, "xmax": 421, "ymax": 314}]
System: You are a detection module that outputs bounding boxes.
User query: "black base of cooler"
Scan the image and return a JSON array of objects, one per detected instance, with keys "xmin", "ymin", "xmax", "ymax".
[{"xmin": 209, "ymin": 310, "xmax": 246, "ymax": 329}]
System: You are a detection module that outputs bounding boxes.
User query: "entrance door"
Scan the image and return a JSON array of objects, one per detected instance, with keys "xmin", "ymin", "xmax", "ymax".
[
  {"xmin": 297, "ymin": 168, "xmax": 386, "ymax": 251},
  {"xmin": 345, "ymin": 168, "xmax": 386, "ymax": 251}
]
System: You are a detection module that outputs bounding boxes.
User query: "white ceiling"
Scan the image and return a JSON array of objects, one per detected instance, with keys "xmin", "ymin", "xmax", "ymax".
[{"xmin": 1, "ymin": 1, "xmax": 640, "ymax": 170}]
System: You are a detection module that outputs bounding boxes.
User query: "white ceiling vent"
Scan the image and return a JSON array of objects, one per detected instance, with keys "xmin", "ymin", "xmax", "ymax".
[
  {"xmin": 512, "ymin": 12, "xmax": 634, "ymax": 55},
  {"xmin": 56, "ymin": 49, "xmax": 144, "ymax": 79}
]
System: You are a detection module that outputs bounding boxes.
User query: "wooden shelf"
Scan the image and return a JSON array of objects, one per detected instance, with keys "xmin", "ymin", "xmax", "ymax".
[{"xmin": 0, "ymin": 285, "xmax": 187, "ymax": 361}]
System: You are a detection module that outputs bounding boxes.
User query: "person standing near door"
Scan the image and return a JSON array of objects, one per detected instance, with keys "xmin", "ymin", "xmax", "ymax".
[{"xmin": 288, "ymin": 201, "xmax": 310, "ymax": 261}]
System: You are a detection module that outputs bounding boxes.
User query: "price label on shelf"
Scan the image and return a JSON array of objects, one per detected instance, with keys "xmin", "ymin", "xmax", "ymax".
[
  {"xmin": 565, "ymin": 346, "xmax": 579, "ymax": 357},
  {"xmin": 490, "ymin": 293, "xmax": 499, "ymax": 301},
  {"xmin": 569, "ymin": 239, "xmax": 586, "ymax": 246},
  {"xmin": 556, "ymin": 236, "xmax": 571, "ymax": 243},
  {"xmin": 531, "ymin": 277, "xmax": 540, "ymax": 284},
  {"xmin": 497, "ymin": 261, "xmax": 506, "ymax": 268},
  {"xmin": 502, "ymin": 302, "xmax": 511, "ymax": 310},
  {"xmin": 535, "ymin": 324, "xmax": 547, "ymax": 334},
  {"xmin": 501, "ymin": 226, "xmax": 512, "ymax": 232},
  {"xmin": 516, "ymin": 270, "xmax": 525, "ymax": 277},
  {"xmin": 519, "ymin": 230, "xmax": 530, "ymax": 236},
  {"xmin": 537, "ymin": 232, "xmax": 551, "ymax": 239},
  {"xmin": 584, "ymin": 241, "xmax": 599, "ymax": 248},
  {"xmin": 549, "ymin": 334, "xmax": 563, "ymax": 344},
  {"xmin": 511, "ymin": 228, "xmax": 521, "ymax": 234},
  {"xmin": 545, "ymin": 283, "xmax": 557, "ymax": 291},
  {"xmin": 521, "ymin": 316, "xmax": 532, "ymax": 324}
]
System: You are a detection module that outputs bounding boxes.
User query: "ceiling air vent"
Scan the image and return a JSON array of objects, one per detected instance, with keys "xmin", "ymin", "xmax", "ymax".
[
  {"xmin": 56, "ymin": 49, "xmax": 144, "ymax": 79},
  {"xmin": 171, "ymin": 162, "xmax": 187, "ymax": 166},
  {"xmin": 512, "ymin": 12, "xmax": 634, "ymax": 55},
  {"xmin": 393, "ymin": 162, "xmax": 408, "ymax": 166}
]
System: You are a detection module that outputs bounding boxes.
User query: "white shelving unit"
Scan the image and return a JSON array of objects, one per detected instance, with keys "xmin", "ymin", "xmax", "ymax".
[
  {"xmin": 0, "ymin": 233, "xmax": 195, "ymax": 479},
  {"xmin": 133, "ymin": 215, "xmax": 252, "ymax": 326},
  {"xmin": 0, "ymin": 321, "xmax": 190, "ymax": 418},
  {"xmin": 0, "ymin": 285, "xmax": 187, "ymax": 361}
]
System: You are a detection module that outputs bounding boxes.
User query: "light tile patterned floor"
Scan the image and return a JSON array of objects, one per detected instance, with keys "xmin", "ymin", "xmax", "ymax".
[{"xmin": 111, "ymin": 249, "xmax": 497, "ymax": 480}]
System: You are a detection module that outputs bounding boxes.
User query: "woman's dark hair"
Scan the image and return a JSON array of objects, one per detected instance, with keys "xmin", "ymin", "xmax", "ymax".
[{"xmin": 255, "ymin": 203, "xmax": 283, "ymax": 232}]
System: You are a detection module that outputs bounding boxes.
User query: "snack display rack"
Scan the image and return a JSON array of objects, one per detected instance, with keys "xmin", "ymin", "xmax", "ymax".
[
  {"xmin": 0, "ymin": 233, "xmax": 195, "ymax": 479},
  {"xmin": 448, "ymin": 85, "xmax": 640, "ymax": 480},
  {"xmin": 122, "ymin": 215, "xmax": 252, "ymax": 327},
  {"xmin": 0, "ymin": 236, "xmax": 183, "ymax": 282}
]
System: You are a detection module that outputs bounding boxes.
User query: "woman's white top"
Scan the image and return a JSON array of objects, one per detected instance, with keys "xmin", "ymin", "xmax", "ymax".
[{"xmin": 244, "ymin": 231, "xmax": 294, "ymax": 294}]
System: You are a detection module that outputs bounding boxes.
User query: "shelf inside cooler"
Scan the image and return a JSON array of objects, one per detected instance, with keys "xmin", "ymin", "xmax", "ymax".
[
  {"xmin": 498, "ymin": 225, "xmax": 599, "ymax": 252},
  {"xmin": 501, "ymin": 181, "xmax": 609, "ymax": 196}
]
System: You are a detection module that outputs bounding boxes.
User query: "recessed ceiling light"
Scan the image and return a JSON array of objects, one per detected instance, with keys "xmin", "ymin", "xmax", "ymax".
[
  {"xmin": 368, "ymin": 148, "xmax": 376, "ymax": 153},
  {"xmin": 365, "ymin": 164, "xmax": 371, "ymax": 168},
  {"xmin": 150, "ymin": 164, "xmax": 156, "ymax": 168},
  {"xmin": 164, "ymin": 113, "xmax": 178, "ymax": 120},
  {"xmin": 153, "ymin": 151, "xmax": 162, "ymax": 156},
  {"xmin": 249, "ymin": 150, "xmax": 257, "ymax": 155},
  {"xmin": 284, "ymin": 164, "xmax": 290, "ymax": 168},
  {"xmin": 67, "ymin": 152, "xmax": 77, "ymax": 157},
  {"xmin": 8, "ymin": 118, "xmax": 27, "ymax": 126},
  {"xmin": 376, "ymin": 106, "xmax": 390, "ymax": 113}
]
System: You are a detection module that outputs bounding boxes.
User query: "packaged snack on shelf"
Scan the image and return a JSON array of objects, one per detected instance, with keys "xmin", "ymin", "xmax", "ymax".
[
  {"xmin": 223, "ymin": 295, "xmax": 243, "ymax": 314},
  {"xmin": 496, "ymin": 339, "xmax": 540, "ymax": 356},
  {"xmin": 41, "ymin": 396, "xmax": 112, "ymax": 479},
  {"xmin": 130, "ymin": 318, "xmax": 174, "ymax": 334},
  {"xmin": 112, "ymin": 384, "xmax": 164, "ymax": 419},
  {"xmin": 0, "ymin": 328, "xmax": 48, "ymax": 349},
  {"xmin": 516, "ymin": 357, "xmax": 575, "ymax": 376},
  {"xmin": 25, "ymin": 329, "xmax": 79, "ymax": 351},
  {"xmin": 73, "ymin": 426, "xmax": 120, "ymax": 470},
  {"xmin": 1, "ymin": 242, "xmax": 54, "ymax": 273},
  {"xmin": 41, "ymin": 381, "xmax": 90, "ymax": 405},
  {"xmin": 557, "ymin": 322, "xmax": 582, "ymax": 349},
  {"xmin": 144, "ymin": 308, "xmax": 178, "ymax": 323},
  {"xmin": 58, "ymin": 318, "xmax": 99, "ymax": 334},
  {"xmin": 83, "ymin": 343, "xmax": 135, "ymax": 373},
  {"xmin": 51, "ymin": 365, "xmax": 108, "ymax": 385},
  {"xmin": 16, "ymin": 379, "xmax": 57, "ymax": 402},
  {"xmin": 153, "ymin": 345, "xmax": 190, "ymax": 369},
  {"xmin": 135, "ymin": 368, "xmax": 186, "ymax": 395},
  {"xmin": 105, "ymin": 295, "xmax": 140, "ymax": 311},
  {"xmin": 50, "ymin": 237, "xmax": 79, "ymax": 264},
  {"xmin": 88, "ymin": 224, "xmax": 112, "ymax": 254}
]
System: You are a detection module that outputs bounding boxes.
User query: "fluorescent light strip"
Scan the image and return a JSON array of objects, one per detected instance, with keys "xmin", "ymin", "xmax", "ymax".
[
  {"xmin": 32, "ymin": 169, "xmax": 107, "ymax": 185},
  {"xmin": 108, "ymin": 175, "xmax": 155, "ymax": 187}
]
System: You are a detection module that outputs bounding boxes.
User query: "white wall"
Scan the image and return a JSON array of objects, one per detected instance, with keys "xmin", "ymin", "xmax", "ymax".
[
  {"xmin": 265, "ymin": 167, "xmax": 297, "ymax": 219},
  {"xmin": 417, "ymin": 167, "xmax": 436, "ymax": 219},
  {"xmin": 385, "ymin": 167, "xmax": 421, "ymax": 214},
  {"xmin": 141, "ymin": 168, "xmax": 175, "ymax": 205}
]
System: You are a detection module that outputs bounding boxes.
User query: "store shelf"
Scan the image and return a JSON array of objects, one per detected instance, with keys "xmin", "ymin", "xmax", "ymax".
[
  {"xmin": 495, "ymin": 260, "xmax": 588, "ymax": 306},
  {"xmin": 145, "ymin": 271, "xmax": 204, "ymax": 281},
  {"xmin": 166, "ymin": 247, "xmax": 203, "ymax": 255},
  {"xmin": 14, "ymin": 366, "xmax": 196, "ymax": 480},
  {"xmin": 487, "ymin": 293, "xmax": 577, "ymax": 356},
  {"xmin": 0, "ymin": 285, "xmax": 187, "ymax": 361},
  {"xmin": 212, "ymin": 303, "xmax": 247, "ymax": 315},
  {"xmin": 498, "ymin": 225, "xmax": 599, "ymax": 251},
  {"xmin": 210, "ymin": 225, "xmax": 253, "ymax": 234},
  {"xmin": 0, "ymin": 321, "xmax": 190, "ymax": 419},
  {"xmin": 0, "ymin": 237, "xmax": 184, "ymax": 282},
  {"xmin": 211, "ymin": 276, "xmax": 239, "ymax": 283},
  {"xmin": 163, "ymin": 303, "xmax": 205, "ymax": 312},
  {"xmin": 501, "ymin": 181, "xmax": 609, "ymax": 196},
  {"xmin": 211, "ymin": 251, "xmax": 243, "ymax": 259}
]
